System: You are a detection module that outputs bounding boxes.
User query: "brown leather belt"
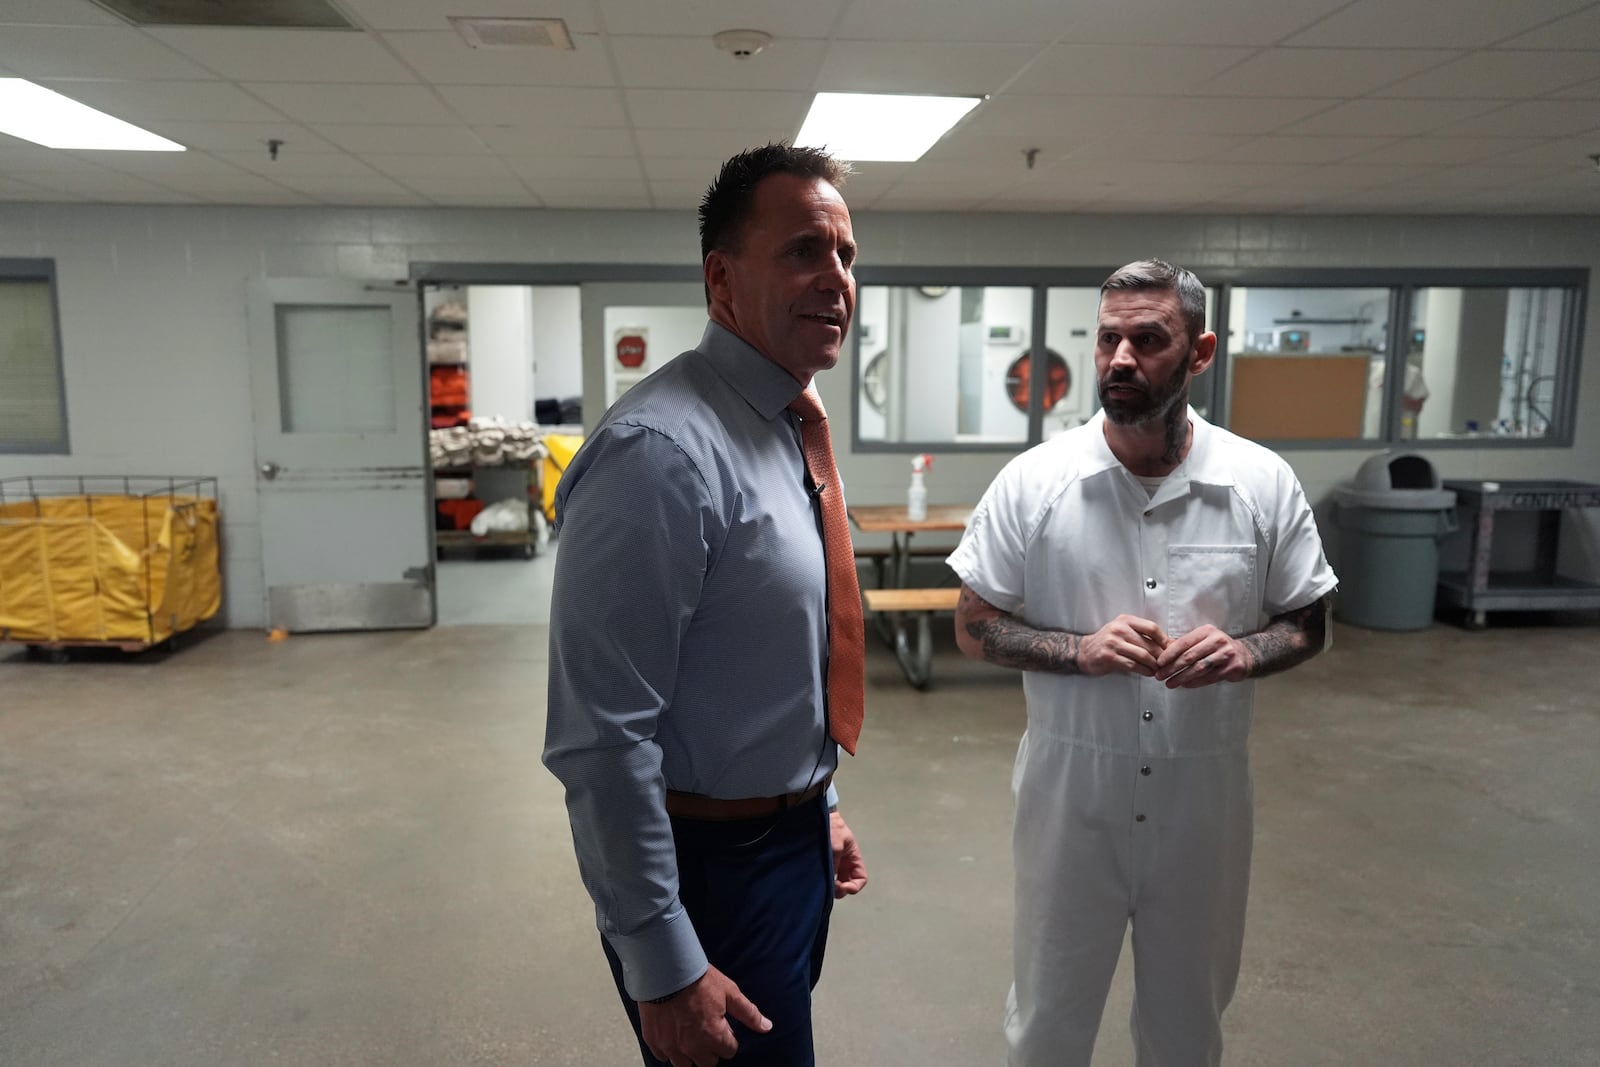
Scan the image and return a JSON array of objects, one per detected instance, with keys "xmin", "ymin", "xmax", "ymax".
[{"xmin": 664, "ymin": 774, "xmax": 832, "ymax": 822}]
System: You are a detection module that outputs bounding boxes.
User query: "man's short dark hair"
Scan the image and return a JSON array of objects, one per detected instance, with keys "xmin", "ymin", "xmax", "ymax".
[
  {"xmin": 1100, "ymin": 259, "xmax": 1207, "ymax": 346},
  {"xmin": 698, "ymin": 144, "xmax": 851, "ymax": 263}
]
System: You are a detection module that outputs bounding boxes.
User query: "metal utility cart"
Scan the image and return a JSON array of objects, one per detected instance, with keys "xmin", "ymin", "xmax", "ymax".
[{"xmin": 1436, "ymin": 479, "xmax": 1600, "ymax": 628}]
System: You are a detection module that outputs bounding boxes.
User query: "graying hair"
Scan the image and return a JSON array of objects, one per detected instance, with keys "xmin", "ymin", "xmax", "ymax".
[{"xmin": 1100, "ymin": 259, "xmax": 1207, "ymax": 345}]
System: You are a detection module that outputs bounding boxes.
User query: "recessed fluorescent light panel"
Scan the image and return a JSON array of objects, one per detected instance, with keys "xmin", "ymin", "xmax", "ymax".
[
  {"xmin": 795, "ymin": 92, "xmax": 981, "ymax": 162},
  {"xmin": 0, "ymin": 80, "xmax": 185, "ymax": 151}
]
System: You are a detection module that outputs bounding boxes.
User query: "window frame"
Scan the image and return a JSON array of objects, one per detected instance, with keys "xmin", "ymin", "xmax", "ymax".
[{"xmin": 0, "ymin": 258, "xmax": 70, "ymax": 456}]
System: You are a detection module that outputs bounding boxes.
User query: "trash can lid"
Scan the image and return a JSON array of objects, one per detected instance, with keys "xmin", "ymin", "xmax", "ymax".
[
  {"xmin": 1353, "ymin": 451, "xmax": 1443, "ymax": 492},
  {"xmin": 1334, "ymin": 484, "xmax": 1456, "ymax": 510}
]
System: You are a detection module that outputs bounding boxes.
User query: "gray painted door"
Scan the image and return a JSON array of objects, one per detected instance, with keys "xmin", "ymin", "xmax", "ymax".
[{"xmin": 248, "ymin": 280, "xmax": 432, "ymax": 632}]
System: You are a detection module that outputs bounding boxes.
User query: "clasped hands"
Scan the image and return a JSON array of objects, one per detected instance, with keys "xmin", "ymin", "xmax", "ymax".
[{"xmin": 1081, "ymin": 614, "xmax": 1247, "ymax": 688}]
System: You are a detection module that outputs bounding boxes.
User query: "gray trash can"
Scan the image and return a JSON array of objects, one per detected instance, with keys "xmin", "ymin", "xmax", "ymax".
[{"xmin": 1333, "ymin": 453, "xmax": 1457, "ymax": 631}]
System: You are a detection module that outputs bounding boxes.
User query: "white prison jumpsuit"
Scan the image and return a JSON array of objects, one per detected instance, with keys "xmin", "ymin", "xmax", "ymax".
[{"xmin": 949, "ymin": 410, "xmax": 1336, "ymax": 1067}]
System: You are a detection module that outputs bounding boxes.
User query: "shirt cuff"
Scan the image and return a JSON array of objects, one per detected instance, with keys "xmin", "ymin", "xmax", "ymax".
[
  {"xmin": 825, "ymin": 781, "xmax": 840, "ymax": 810},
  {"xmin": 606, "ymin": 907, "xmax": 709, "ymax": 1003}
]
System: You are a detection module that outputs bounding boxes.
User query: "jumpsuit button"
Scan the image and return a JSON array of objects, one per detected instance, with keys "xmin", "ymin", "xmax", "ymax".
[
  {"xmin": 1141, "ymin": 765, "xmax": 1151, "ymax": 776},
  {"xmin": 1145, "ymin": 578, "xmax": 1157, "ymax": 589},
  {"xmin": 1142, "ymin": 711, "xmax": 1153, "ymax": 721},
  {"xmin": 1135, "ymin": 814, "xmax": 1147, "ymax": 822}
]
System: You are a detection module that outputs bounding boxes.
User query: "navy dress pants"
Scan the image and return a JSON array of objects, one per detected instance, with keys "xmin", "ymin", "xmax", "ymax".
[{"xmin": 603, "ymin": 795, "xmax": 835, "ymax": 1066}]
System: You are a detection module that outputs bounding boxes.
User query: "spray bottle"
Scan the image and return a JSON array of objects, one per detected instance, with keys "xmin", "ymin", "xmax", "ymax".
[{"xmin": 907, "ymin": 453, "xmax": 932, "ymax": 522}]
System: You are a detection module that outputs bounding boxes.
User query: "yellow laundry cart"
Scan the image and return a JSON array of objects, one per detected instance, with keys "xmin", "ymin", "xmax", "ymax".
[
  {"xmin": 540, "ymin": 433, "xmax": 584, "ymax": 524},
  {"xmin": 0, "ymin": 477, "xmax": 221, "ymax": 657}
]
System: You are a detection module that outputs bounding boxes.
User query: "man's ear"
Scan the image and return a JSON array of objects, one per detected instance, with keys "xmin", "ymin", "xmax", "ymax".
[
  {"xmin": 1190, "ymin": 331, "xmax": 1218, "ymax": 375},
  {"xmin": 704, "ymin": 250, "xmax": 733, "ymax": 310}
]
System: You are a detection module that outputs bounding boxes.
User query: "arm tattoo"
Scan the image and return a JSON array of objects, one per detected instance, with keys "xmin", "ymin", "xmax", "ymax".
[
  {"xmin": 1238, "ymin": 594, "xmax": 1329, "ymax": 678},
  {"xmin": 959, "ymin": 585, "xmax": 1085, "ymax": 674}
]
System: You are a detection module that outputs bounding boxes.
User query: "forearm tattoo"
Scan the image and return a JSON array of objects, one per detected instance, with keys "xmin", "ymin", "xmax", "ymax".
[
  {"xmin": 959, "ymin": 586, "xmax": 1084, "ymax": 674},
  {"xmin": 1238, "ymin": 594, "xmax": 1329, "ymax": 678}
]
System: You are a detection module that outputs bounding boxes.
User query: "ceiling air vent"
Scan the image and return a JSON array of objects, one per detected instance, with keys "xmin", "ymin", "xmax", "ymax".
[
  {"xmin": 90, "ymin": 0, "xmax": 356, "ymax": 28},
  {"xmin": 449, "ymin": 16, "xmax": 575, "ymax": 50}
]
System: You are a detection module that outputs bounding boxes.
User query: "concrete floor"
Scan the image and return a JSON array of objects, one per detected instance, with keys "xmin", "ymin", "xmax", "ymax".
[{"xmin": 2, "ymin": 619, "xmax": 1597, "ymax": 1066}]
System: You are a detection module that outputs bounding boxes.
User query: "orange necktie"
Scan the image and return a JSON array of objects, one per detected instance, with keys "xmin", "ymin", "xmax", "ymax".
[{"xmin": 789, "ymin": 387, "xmax": 866, "ymax": 755}]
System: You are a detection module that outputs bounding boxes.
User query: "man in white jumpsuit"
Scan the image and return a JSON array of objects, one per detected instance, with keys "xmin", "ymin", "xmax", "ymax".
[{"xmin": 949, "ymin": 259, "xmax": 1337, "ymax": 1067}]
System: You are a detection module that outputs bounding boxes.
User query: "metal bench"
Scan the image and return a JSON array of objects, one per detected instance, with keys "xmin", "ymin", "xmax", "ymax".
[{"xmin": 862, "ymin": 587, "xmax": 960, "ymax": 689}]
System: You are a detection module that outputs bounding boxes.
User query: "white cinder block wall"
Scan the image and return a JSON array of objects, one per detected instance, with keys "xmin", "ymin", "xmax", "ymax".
[{"xmin": 1, "ymin": 203, "xmax": 1597, "ymax": 628}]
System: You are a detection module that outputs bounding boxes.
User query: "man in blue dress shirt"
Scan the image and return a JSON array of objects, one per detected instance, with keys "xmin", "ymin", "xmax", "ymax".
[{"xmin": 544, "ymin": 144, "xmax": 870, "ymax": 1067}]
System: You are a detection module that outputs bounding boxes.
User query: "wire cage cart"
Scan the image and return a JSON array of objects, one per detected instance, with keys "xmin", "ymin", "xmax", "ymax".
[{"xmin": 0, "ymin": 476, "xmax": 222, "ymax": 658}]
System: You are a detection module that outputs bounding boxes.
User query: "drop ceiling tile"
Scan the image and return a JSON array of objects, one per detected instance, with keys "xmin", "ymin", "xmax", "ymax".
[
  {"xmin": 310, "ymin": 124, "xmax": 493, "ymax": 155},
  {"xmin": 1496, "ymin": 5, "xmax": 1600, "ymax": 48},
  {"xmin": 1219, "ymin": 136, "xmax": 1400, "ymax": 164},
  {"xmin": 1067, "ymin": 133, "xmax": 1256, "ymax": 164},
  {"xmin": 623, "ymin": 89, "xmax": 810, "ymax": 130},
  {"xmin": 1282, "ymin": 99, "xmax": 1503, "ymax": 136},
  {"xmin": 609, "ymin": 36, "xmax": 826, "ymax": 91},
  {"xmin": 472, "ymin": 126, "xmax": 636, "ymax": 155},
  {"xmin": 1345, "ymin": 136, "xmax": 1549, "ymax": 166},
  {"xmin": 354, "ymin": 153, "xmax": 515, "ymax": 179},
  {"xmin": 1399, "ymin": 165, "xmax": 1557, "ymax": 191},
  {"xmin": 641, "ymin": 156, "xmax": 728, "ymax": 182},
  {"xmin": 1060, "ymin": 0, "xmax": 1349, "ymax": 46},
  {"xmin": 1461, "ymin": 136, "xmax": 1600, "ymax": 169},
  {"xmin": 149, "ymin": 28, "xmax": 419, "ymax": 83},
  {"xmin": 379, "ymin": 30, "xmax": 615, "ymax": 87},
  {"xmin": 0, "ymin": 175, "xmax": 65, "ymax": 198},
  {"xmin": 1283, "ymin": 0, "xmax": 1592, "ymax": 48},
  {"xmin": 526, "ymin": 177, "xmax": 649, "ymax": 200},
  {"xmin": 819, "ymin": 40, "xmax": 1042, "ymax": 95},
  {"xmin": 1436, "ymin": 100, "xmax": 1600, "ymax": 137},
  {"xmin": 1199, "ymin": 48, "xmax": 1460, "ymax": 98},
  {"xmin": 393, "ymin": 175, "xmax": 533, "ymax": 200},
  {"xmin": 336, "ymin": 0, "xmax": 599, "ymax": 33},
  {"xmin": 142, "ymin": 120, "xmax": 336, "ymax": 154},
  {"xmin": 835, "ymin": 0, "xmax": 1077, "ymax": 42},
  {"xmin": 919, "ymin": 133, "xmax": 1087, "ymax": 163},
  {"xmin": 1203, "ymin": 187, "xmax": 1326, "ymax": 209},
  {"xmin": 598, "ymin": 0, "xmax": 843, "ymax": 37},
  {"xmin": 1137, "ymin": 97, "xmax": 1340, "ymax": 135},
  {"xmin": 1008, "ymin": 44, "xmax": 1255, "ymax": 96},
  {"xmin": 247, "ymin": 83, "xmax": 459, "ymax": 124},
  {"xmin": 138, "ymin": 171, "xmax": 302, "ymax": 196},
  {"xmin": 1375, "ymin": 50, "xmax": 1600, "ymax": 99},
  {"xmin": 634, "ymin": 127, "xmax": 789, "ymax": 159},
  {"xmin": 268, "ymin": 172, "xmax": 419, "ymax": 196},
  {"xmin": 964, "ymin": 95, "xmax": 1169, "ymax": 138},
  {"xmin": 438, "ymin": 86, "xmax": 627, "ymax": 127},
  {"xmin": 0, "ymin": 0, "xmax": 125, "ymax": 25},
  {"xmin": 0, "ymin": 137, "xmax": 74, "ymax": 166},
  {"xmin": 872, "ymin": 192, "xmax": 988, "ymax": 211},
  {"xmin": 215, "ymin": 149, "xmax": 376, "ymax": 176},
  {"xmin": 31, "ymin": 171, "xmax": 198, "ymax": 201},
  {"xmin": 502, "ymin": 155, "xmax": 644, "ymax": 180},
  {"xmin": 60, "ymin": 149, "xmax": 245, "ymax": 176},
  {"xmin": 38, "ymin": 78, "xmax": 287, "ymax": 122},
  {"xmin": 1550, "ymin": 76, "xmax": 1600, "ymax": 99},
  {"xmin": 540, "ymin": 191, "xmax": 653, "ymax": 208},
  {"xmin": 646, "ymin": 179, "xmax": 713, "ymax": 203},
  {"xmin": 0, "ymin": 26, "xmax": 213, "ymax": 79},
  {"xmin": 1271, "ymin": 163, "xmax": 1436, "ymax": 190}
]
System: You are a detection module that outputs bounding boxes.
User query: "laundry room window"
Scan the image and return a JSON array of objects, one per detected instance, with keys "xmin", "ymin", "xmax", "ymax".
[{"xmin": 0, "ymin": 260, "xmax": 68, "ymax": 454}]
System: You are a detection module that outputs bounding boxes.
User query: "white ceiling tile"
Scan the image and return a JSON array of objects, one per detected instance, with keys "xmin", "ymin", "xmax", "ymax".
[
  {"xmin": 0, "ymin": 136, "xmax": 75, "ymax": 166},
  {"xmin": 641, "ymin": 156, "xmax": 726, "ymax": 182},
  {"xmin": 1496, "ymin": 5, "xmax": 1600, "ymax": 48},
  {"xmin": 0, "ymin": 26, "xmax": 213, "ymax": 79},
  {"xmin": 379, "ymin": 30, "xmax": 615, "ymax": 87},
  {"xmin": 0, "ymin": 0, "xmax": 125, "ymax": 25},
  {"xmin": 1375, "ymin": 50, "xmax": 1600, "ymax": 99},
  {"xmin": 836, "ymin": 0, "xmax": 1077, "ymax": 42},
  {"xmin": 1203, "ymin": 187, "xmax": 1326, "ymax": 209},
  {"xmin": 1270, "ymin": 163, "xmax": 1436, "ymax": 190},
  {"xmin": 1199, "ymin": 48, "xmax": 1461, "ymax": 98},
  {"xmin": 215, "ymin": 149, "xmax": 376, "ymax": 176},
  {"xmin": 472, "ymin": 126, "xmax": 636, "ymax": 155},
  {"xmin": 141, "ymin": 121, "xmax": 337, "ymax": 154},
  {"xmin": 148, "ymin": 27, "xmax": 419, "ymax": 83},
  {"xmin": 1008, "ymin": 44, "xmax": 1255, "ymax": 96},
  {"xmin": 247, "ymin": 82, "xmax": 460, "ymax": 124},
  {"xmin": 438, "ymin": 86, "xmax": 627, "ymax": 127},
  {"xmin": 336, "ymin": 0, "xmax": 599, "ymax": 33},
  {"xmin": 1463, "ymin": 136, "xmax": 1600, "ymax": 169},
  {"xmin": 539, "ymin": 192, "xmax": 653, "ymax": 208},
  {"xmin": 197, "ymin": 187, "xmax": 317, "ymax": 204},
  {"xmin": 634, "ymin": 127, "xmax": 788, "ymax": 159},
  {"xmin": 392, "ymin": 175, "xmax": 533, "ymax": 200},
  {"xmin": 309, "ymin": 124, "xmax": 493, "ymax": 154},
  {"xmin": 1061, "ymin": 0, "xmax": 1349, "ymax": 46},
  {"xmin": 964, "ymin": 96, "xmax": 1170, "ymax": 138},
  {"xmin": 526, "ymin": 177, "xmax": 649, "ymax": 199},
  {"xmin": 1282, "ymin": 99, "xmax": 1504, "ymax": 136},
  {"xmin": 1435, "ymin": 100, "xmax": 1600, "ymax": 137},
  {"xmin": 28, "ymin": 171, "xmax": 197, "ymax": 200},
  {"xmin": 1283, "ymin": 0, "xmax": 1592, "ymax": 48},
  {"xmin": 1206, "ymin": 135, "xmax": 1400, "ymax": 164},
  {"xmin": 38, "ymin": 78, "xmax": 287, "ymax": 122},
  {"xmin": 1064, "ymin": 133, "xmax": 1256, "ymax": 164},
  {"xmin": 354, "ymin": 153, "xmax": 515, "ymax": 179},
  {"xmin": 60, "ymin": 149, "xmax": 247, "ymax": 176},
  {"xmin": 598, "ymin": 0, "xmax": 843, "ymax": 37},
  {"xmin": 872, "ymin": 192, "xmax": 987, "ymax": 211},
  {"xmin": 819, "ymin": 41, "xmax": 1042, "ymax": 95},
  {"xmin": 1137, "ymin": 97, "xmax": 1340, "ymax": 135},
  {"xmin": 920, "ymin": 133, "xmax": 1090, "ymax": 163},
  {"xmin": 136, "ymin": 171, "xmax": 303, "ymax": 197},
  {"xmin": 1342, "ymin": 137, "xmax": 1549, "ymax": 166},
  {"xmin": 1398, "ymin": 165, "xmax": 1558, "ymax": 191},
  {"xmin": 502, "ymin": 155, "xmax": 644, "ymax": 180},
  {"xmin": 1551, "ymin": 76, "xmax": 1600, "ymax": 99},
  {"xmin": 268, "ymin": 172, "xmax": 419, "ymax": 195},
  {"xmin": 622, "ymin": 89, "xmax": 810, "ymax": 130},
  {"xmin": 645, "ymin": 179, "xmax": 712, "ymax": 201},
  {"xmin": 609, "ymin": 36, "xmax": 825, "ymax": 91}
]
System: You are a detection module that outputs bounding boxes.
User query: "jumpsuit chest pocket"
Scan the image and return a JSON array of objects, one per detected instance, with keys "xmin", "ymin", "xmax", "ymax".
[{"xmin": 1166, "ymin": 544, "xmax": 1257, "ymax": 638}]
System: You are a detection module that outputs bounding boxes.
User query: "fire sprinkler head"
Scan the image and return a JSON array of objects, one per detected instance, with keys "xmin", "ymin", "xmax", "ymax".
[{"xmin": 713, "ymin": 29, "xmax": 773, "ymax": 59}]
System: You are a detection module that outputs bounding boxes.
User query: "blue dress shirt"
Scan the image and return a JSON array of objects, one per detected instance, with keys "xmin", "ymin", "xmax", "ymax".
[{"xmin": 543, "ymin": 321, "xmax": 841, "ymax": 1002}]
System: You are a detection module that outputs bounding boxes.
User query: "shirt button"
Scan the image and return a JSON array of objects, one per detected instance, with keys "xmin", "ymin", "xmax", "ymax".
[
  {"xmin": 1141, "ymin": 765, "xmax": 1152, "ymax": 776},
  {"xmin": 1142, "ymin": 711, "xmax": 1153, "ymax": 721},
  {"xmin": 1135, "ymin": 814, "xmax": 1147, "ymax": 822},
  {"xmin": 1145, "ymin": 578, "xmax": 1157, "ymax": 589}
]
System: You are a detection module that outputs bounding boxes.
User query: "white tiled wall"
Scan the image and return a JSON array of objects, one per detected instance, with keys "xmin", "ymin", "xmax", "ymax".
[{"xmin": 2, "ymin": 202, "xmax": 1597, "ymax": 627}]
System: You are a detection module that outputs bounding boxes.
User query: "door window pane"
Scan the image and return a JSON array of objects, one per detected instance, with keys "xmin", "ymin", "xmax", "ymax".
[
  {"xmin": 276, "ymin": 305, "xmax": 395, "ymax": 434},
  {"xmin": 1225, "ymin": 286, "xmax": 1389, "ymax": 440},
  {"xmin": 856, "ymin": 285, "xmax": 1032, "ymax": 445},
  {"xmin": 0, "ymin": 274, "xmax": 67, "ymax": 453},
  {"xmin": 1409, "ymin": 287, "xmax": 1570, "ymax": 440}
]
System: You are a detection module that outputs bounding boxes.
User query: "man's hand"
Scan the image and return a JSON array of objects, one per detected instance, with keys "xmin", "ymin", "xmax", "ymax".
[
  {"xmin": 1154, "ymin": 624, "xmax": 1250, "ymax": 688},
  {"xmin": 1078, "ymin": 614, "xmax": 1169, "ymax": 677},
  {"xmin": 638, "ymin": 965, "xmax": 771, "ymax": 1067},
  {"xmin": 831, "ymin": 810, "xmax": 868, "ymax": 899}
]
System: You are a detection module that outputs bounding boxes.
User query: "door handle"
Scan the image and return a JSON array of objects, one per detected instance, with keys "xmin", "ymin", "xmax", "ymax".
[{"xmin": 259, "ymin": 462, "xmax": 281, "ymax": 480}]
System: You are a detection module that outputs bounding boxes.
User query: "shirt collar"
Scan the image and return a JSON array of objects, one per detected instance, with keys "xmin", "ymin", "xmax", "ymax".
[
  {"xmin": 697, "ymin": 321, "xmax": 806, "ymax": 422},
  {"xmin": 1082, "ymin": 407, "xmax": 1236, "ymax": 489}
]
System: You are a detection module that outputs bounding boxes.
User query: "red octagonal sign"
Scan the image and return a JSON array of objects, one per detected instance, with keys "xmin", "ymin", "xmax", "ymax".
[{"xmin": 616, "ymin": 334, "xmax": 647, "ymax": 368}]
